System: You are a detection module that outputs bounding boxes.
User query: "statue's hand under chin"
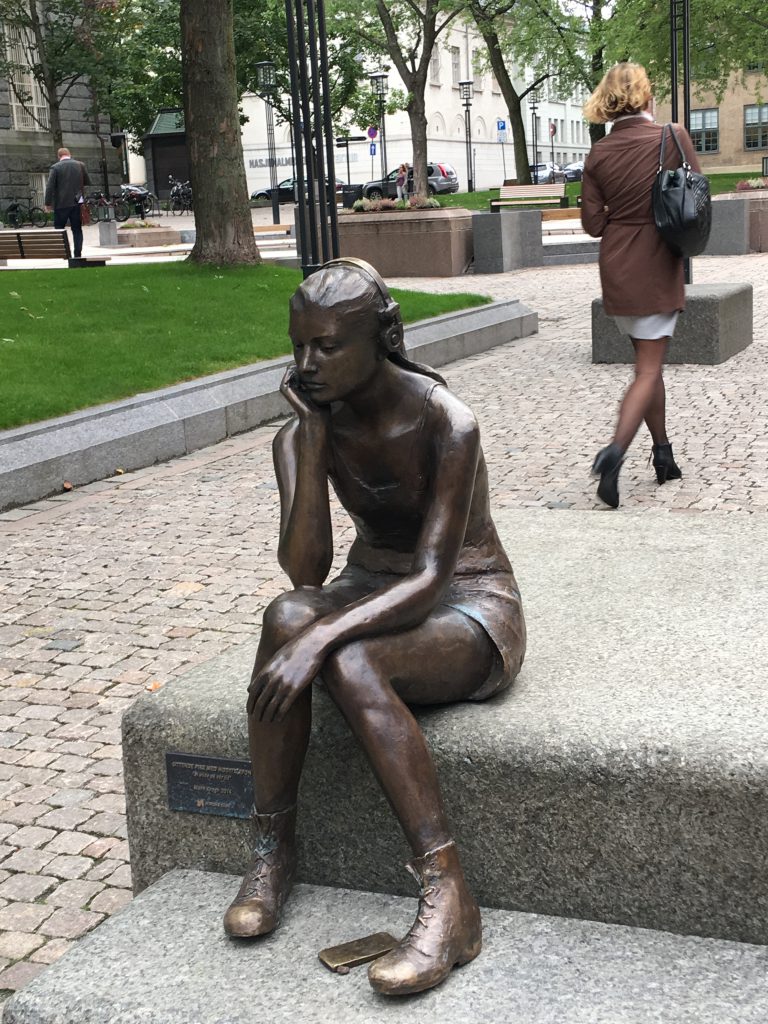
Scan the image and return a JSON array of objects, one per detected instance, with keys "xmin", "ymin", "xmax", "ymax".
[{"xmin": 247, "ymin": 629, "xmax": 325, "ymax": 722}]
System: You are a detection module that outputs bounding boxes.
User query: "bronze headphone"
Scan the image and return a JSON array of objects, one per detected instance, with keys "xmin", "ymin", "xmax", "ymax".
[{"xmin": 322, "ymin": 256, "xmax": 405, "ymax": 353}]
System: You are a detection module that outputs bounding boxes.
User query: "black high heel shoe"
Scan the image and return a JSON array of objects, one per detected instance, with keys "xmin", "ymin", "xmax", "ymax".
[
  {"xmin": 591, "ymin": 443, "xmax": 624, "ymax": 509},
  {"xmin": 651, "ymin": 443, "xmax": 682, "ymax": 485}
]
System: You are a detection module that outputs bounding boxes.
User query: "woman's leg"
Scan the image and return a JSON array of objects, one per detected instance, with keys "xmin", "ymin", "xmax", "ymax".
[
  {"xmin": 322, "ymin": 608, "xmax": 493, "ymax": 995},
  {"xmin": 613, "ymin": 337, "xmax": 669, "ymax": 452}
]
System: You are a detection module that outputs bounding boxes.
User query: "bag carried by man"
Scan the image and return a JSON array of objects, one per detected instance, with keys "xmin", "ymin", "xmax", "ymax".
[{"xmin": 651, "ymin": 123, "xmax": 711, "ymax": 257}]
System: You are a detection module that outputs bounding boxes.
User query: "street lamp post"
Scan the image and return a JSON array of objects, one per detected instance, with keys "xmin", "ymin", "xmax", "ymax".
[
  {"xmin": 370, "ymin": 71, "xmax": 388, "ymax": 180},
  {"xmin": 669, "ymin": 0, "xmax": 691, "ymax": 282},
  {"xmin": 255, "ymin": 60, "xmax": 280, "ymax": 225},
  {"xmin": 459, "ymin": 79, "xmax": 474, "ymax": 193},
  {"xmin": 529, "ymin": 91, "xmax": 540, "ymax": 183}
]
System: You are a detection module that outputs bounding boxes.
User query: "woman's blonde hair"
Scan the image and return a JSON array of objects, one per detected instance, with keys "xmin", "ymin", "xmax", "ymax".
[{"xmin": 583, "ymin": 62, "xmax": 652, "ymax": 124}]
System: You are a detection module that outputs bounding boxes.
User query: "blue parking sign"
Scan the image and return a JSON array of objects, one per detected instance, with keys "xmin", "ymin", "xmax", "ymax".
[
  {"xmin": 496, "ymin": 118, "xmax": 506, "ymax": 132},
  {"xmin": 370, "ymin": 142, "xmax": 376, "ymax": 156}
]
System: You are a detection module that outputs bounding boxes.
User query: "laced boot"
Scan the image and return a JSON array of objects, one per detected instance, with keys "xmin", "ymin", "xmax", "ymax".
[
  {"xmin": 368, "ymin": 840, "xmax": 482, "ymax": 996},
  {"xmin": 223, "ymin": 804, "xmax": 296, "ymax": 938},
  {"xmin": 651, "ymin": 442, "xmax": 682, "ymax": 485}
]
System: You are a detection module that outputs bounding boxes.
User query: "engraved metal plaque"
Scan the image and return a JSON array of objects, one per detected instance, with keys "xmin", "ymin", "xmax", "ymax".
[{"xmin": 166, "ymin": 752, "xmax": 253, "ymax": 819}]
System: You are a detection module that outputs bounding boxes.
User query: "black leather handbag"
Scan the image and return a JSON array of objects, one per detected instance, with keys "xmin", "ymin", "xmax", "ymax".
[{"xmin": 651, "ymin": 124, "xmax": 711, "ymax": 257}]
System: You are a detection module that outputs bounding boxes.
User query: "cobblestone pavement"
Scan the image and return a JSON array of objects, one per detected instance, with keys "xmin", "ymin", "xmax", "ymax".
[{"xmin": 0, "ymin": 254, "xmax": 766, "ymax": 1000}]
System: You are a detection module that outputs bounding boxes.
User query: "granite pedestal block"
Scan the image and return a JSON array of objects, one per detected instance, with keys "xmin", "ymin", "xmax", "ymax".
[
  {"xmin": 337, "ymin": 208, "xmax": 473, "ymax": 277},
  {"xmin": 5, "ymin": 871, "xmax": 767, "ymax": 1024},
  {"xmin": 472, "ymin": 210, "xmax": 543, "ymax": 273},
  {"xmin": 123, "ymin": 508, "xmax": 768, "ymax": 945},
  {"xmin": 592, "ymin": 283, "xmax": 752, "ymax": 364},
  {"xmin": 703, "ymin": 197, "xmax": 750, "ymax": 255}
]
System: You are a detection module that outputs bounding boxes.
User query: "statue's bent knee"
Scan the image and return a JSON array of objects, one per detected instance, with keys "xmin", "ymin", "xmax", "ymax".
[{"xmin": 261, "ymin": 589, "xmax": 325, "ymax": 647}]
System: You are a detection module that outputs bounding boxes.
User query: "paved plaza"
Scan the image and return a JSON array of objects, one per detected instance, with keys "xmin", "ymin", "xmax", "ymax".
[{"xmin": 0, "ymin": 252, "xmax": 766, "ymax": 1001}]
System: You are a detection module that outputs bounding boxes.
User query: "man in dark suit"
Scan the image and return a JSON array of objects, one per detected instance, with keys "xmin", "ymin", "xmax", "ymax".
[{"xmin": 44, "ymin": 148, "xmax": 91, "ymax": 258}]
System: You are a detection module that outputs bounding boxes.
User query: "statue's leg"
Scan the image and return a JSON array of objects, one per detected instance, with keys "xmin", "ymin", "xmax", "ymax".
[
  {"xmin": 322, "ymin": 608, "xmax": 493, "ymax": 995},
  {"xmin": 224, "ymin": 586, "xmax": 342, "ymax": 939}
]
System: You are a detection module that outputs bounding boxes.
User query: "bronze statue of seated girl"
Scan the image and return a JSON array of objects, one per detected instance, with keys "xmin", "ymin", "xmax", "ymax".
[{"xmin": 223, "ymin": 257, "xmax": 525, "ymax": 996}]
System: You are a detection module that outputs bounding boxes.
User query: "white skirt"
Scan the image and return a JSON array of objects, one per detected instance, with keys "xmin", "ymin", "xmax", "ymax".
[{"xmin": 614, "ymin": 312, "xmax": 679, "ymax": 339}]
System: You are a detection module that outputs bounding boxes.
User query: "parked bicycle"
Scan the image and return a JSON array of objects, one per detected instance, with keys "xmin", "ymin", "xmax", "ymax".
[
  {"xmin": 85, "ymin": 191, "xmax": 131, "ymax": 223},
  {"xmin": 121, "ymin": 184, "xmax": 159, "ymax": 219},
  {"xmin": 168, "ymin": 175, "xmax": 193, "ymax": 215},
  {"xmin": 3, "ymin": 194, "xmax": 47, "ymax": 229}
]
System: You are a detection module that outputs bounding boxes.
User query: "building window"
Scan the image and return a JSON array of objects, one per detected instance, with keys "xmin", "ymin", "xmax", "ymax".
[
  {"xmin": 690, "ymin": 108, "xmax": 719, "ymax": 153},
  {"xmin": 491, "ymin": 74, "xmax": 500, "ymax": 94},
  {"xmin": 744, "ymin": 104, "xmax": 768, "ymax": 150},
  {"xmin": 3, "ymin": 21, "xmax": 50, "ymax": 131},
  {"xmin": 29, "ymin": 172, "xmax": 48, "ymax": 205},
  {"xmin": 472, "ymin": 50, "xmax": 483, "ymax": 92},
  {"xmin": 451, "ymin": 47, "xmax": 460, "ymax": 87},
  {"xmin": 429, "ymin": 48, "xmax": 441, "ymax": 85}
]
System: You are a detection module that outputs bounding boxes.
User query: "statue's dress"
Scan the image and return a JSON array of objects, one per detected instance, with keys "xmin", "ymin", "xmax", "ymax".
[{"xmin": 323, "ymin": 382, "xmax": 526, "ymax": 700}]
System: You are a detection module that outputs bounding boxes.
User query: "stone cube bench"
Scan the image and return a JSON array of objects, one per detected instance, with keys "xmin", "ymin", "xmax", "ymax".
[
  {"xmin": 592, "ymin": 283, "xmax": 752, "ymax": 364},
  {"xmin": 123, "ymin": 507, "xmax": 768, "ymax": 946}
]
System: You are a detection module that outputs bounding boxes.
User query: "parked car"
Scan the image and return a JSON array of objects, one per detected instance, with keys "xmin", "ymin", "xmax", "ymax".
[
  {"xmin": 563, "ymin": 160, "xmax": 585, "ymax": 182},
  {"xmin": 251, "ymin": 176, "xmax": 344, "ymax": 203},
  {"xmin": 530, "ymin": 162, "xmax": 566, "ymax": 184},
  {"xmin": 362, "ymin": 162, "xmax": 459, "ymax": 199}
]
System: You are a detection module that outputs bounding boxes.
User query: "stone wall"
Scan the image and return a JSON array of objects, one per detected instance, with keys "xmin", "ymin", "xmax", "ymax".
[{"xmin": 0, "ymin": 77, "xmax": 121, "ymax": 208}]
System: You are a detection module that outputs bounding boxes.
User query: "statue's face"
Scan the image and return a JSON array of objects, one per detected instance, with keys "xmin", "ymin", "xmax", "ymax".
[{"xmin": 288, "ymin": 302, "xmax": 380, "ymax": 405}]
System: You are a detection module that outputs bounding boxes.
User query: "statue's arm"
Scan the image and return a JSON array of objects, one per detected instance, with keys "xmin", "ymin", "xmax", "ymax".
[{"xmin": 274, "ymin": 417, "xmax": 333, "ymax": 587}]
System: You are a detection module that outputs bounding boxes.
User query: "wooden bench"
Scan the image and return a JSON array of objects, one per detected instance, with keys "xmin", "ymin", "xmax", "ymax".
[
  {"xmin": 0, "ymin": 228, "xmax": 106, "ymax": 268},
  {"xmin": 253, "ymin": 224, "xmax": 293, "ymax": 238},
  {"xmin": 490, "ymin": 184, "xmax": 569, "ymax": 211}
]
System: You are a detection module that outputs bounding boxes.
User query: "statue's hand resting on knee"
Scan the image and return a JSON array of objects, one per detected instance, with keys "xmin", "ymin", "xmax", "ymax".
[{"xmin": 247, "ymin": 627, "xmax": 325, "ymax": 721}]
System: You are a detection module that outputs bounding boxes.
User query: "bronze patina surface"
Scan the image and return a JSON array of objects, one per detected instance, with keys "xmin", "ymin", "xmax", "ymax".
[{"xmin": 223, "ymin": 257, "xmax": 526, "ymax": 996}]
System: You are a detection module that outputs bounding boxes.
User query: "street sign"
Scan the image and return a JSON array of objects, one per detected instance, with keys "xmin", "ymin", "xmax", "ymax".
[
  {"xmin": 549, "ymin": 122, "xmax": 557, "ymax": 137},
  {"xmin": 496, "ymin": 118, "xmax": 506, "ymax": 132},
  {"xmin": 367, "ymin": 126, "xmax": 378, "ymax": 139},
  {"xmin": 497, "ymin": 130, "xmax": 507, "ymax": 143},
  {"xmin": 370, "ymin": 142, "xmax": 377, "ymax": 156}
]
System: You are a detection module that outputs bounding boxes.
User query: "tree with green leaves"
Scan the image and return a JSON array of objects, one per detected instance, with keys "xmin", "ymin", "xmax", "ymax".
[
  {"xmin": 332, "ymin": 0, "xmax": 466, "ymax": 196},
  {"xmin": 180, "ymin": 0, "xmax": 259, "ymax": 263},
  {"xmin": 0, "ymin": 0, "xmax": 130, "ymax": 152}
]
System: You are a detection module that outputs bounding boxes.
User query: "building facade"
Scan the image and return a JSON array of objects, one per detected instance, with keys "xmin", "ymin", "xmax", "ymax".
[
  {"xmin": 241, "ymin": 24, "xmax": 592, "ymax": 195},
  {"xmin": 656, "ymin": 65, "xmax": 768, "ymax": 175},
  {"xmin": 0, "ymin": 21, "xmax": 121, "ymax": 211}
]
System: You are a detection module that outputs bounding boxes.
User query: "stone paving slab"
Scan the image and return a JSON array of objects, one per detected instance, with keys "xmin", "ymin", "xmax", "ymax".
[
  {"xmin": 0, "ymin": 252, "xmax": 766, "ymax": 999},
  {"xmin": 4, "ymin": 872, "xmax": 768, "ymax": 1024}
]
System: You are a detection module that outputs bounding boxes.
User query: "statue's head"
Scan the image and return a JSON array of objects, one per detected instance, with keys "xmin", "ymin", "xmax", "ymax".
[{"xmin": 287, "ymin": 258, "xmax": 443, "ymax": 403}]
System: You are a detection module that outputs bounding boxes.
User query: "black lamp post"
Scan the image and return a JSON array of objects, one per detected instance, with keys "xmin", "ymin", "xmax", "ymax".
[
  {"xmin": 529, "ymin": 90, "xmax": 540, "ymax": 182},
  {"xmin": 370, "ymin": 70, "xmax": 388, "ymax": 180},
  {"xmin": 255, "ymin": 60, "xmax": 280, "ymax": 225},
  {"xmin": 669, "ymin": 0, "xmax": 691, "ymax": 282},
  {"xmin": 459, "ymin": 79, "xmax": 474, "ymax": 192}
]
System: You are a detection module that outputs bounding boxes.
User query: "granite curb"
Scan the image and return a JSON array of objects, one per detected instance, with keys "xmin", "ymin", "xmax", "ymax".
[
  {"xmin": 0, "ymin": 299, "xmax": 537, "ymax": 512},
  {"xmin": 4, "ymin": 872, "xmax": 767, "ymax": 1024}
]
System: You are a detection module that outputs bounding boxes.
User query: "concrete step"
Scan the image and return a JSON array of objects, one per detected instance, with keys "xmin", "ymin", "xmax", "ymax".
[
  {"xmin": 122, "ymin": 508, "xmax": 768, "ymax": 946},
  {"xmin": 4, "ymin": 871, "xmax": 766, "ymax": 1024},
  {"xmin": 542, "ymin": 251, "xmax": 600, "ymax": 265}
]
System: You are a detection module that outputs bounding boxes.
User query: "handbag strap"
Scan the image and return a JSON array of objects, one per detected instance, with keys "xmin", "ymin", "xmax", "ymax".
[{"xmin": 658, "ymin": 123, "xmax": 690, "ymax": 172}]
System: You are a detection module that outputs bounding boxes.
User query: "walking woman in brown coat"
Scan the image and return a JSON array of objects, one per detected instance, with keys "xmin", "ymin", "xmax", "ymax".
[{"xmin": 581, "ymin": 63, "xmax": 701, "ymax": 508}]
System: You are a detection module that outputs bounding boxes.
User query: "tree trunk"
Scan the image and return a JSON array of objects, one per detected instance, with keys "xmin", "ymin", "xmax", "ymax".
[
  {"xmin": 407, "ymin": 91, "xmax": 429, "ymax": 196},
  {"xmin": 180, "ymin": 0, "xmax": 260, "ymax": 265},
  {"xmin": 28, "ymin": 0, "xmax": 62, "ymax": 152},
  {"xmin": 471, "ymin": 15, "xmax": 532, "ymax": 184}
]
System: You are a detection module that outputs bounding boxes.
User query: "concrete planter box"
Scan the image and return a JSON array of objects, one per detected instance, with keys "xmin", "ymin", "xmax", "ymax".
[
  {"xmin": 714, "ymin": 191, "xmax": 768, "ymax": 252},
  {"xmin": 117, "ymin": 227, "xmax": 182, "ymax": 247},
  {"xmin": 337, "ymin": 208, "xmax": 473, "ymax": 277}
]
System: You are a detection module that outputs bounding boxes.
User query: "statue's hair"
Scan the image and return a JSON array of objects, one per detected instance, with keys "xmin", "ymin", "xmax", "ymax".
[
  {"xmin": 289, "ymin": 257, "xmax": 446, "ymax": 384},
  {"xmin": 583, "ymin": 62, "xmax": 653, "ymax": 124}
]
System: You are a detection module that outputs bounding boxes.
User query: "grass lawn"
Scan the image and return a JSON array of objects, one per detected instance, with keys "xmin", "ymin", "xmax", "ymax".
[{"xmin": 0, "ymin": 262, "xmax": 490, "ymax": 431}]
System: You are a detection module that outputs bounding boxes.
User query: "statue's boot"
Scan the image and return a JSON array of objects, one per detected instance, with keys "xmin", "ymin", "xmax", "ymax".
[
  {"xmin": 223, "ymin": 804, "xmax": 296, "ymax": 938},
  {"xmin": 368, "ymin": 839, "xmax": 482, "ymax": 996}
]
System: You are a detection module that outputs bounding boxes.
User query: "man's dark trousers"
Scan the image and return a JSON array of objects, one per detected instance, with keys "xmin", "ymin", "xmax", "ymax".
[{"xmin": 54, "ymin": 205, "xmax": 83, "ymax": 258}]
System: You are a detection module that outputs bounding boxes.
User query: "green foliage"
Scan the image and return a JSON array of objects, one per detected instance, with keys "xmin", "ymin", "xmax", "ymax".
[{"xmin": 0, "ymin": 262, "xmax": 489, "ymax": 429}]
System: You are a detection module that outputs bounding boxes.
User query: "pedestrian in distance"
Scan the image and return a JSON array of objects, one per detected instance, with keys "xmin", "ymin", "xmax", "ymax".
[
  {"xmin": 581, "ymin": 62, "xmax": 700, "ymax": 508},
  {"xmin": 396, "ymin": 163, "xmax": 408, "ymax": 201},
  {"xmin": 44, "ymin": 147, "xmax": 91, "ymax": 259}
]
